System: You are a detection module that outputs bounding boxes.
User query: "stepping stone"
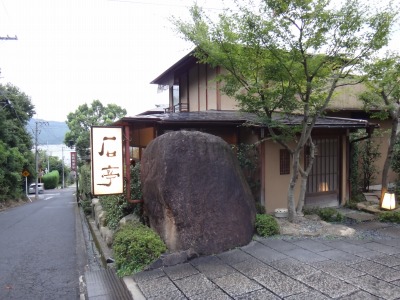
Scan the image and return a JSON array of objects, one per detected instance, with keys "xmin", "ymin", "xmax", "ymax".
[{"xmin": 345, "ymin": 212, "xmax": 377, "ymax": 222}]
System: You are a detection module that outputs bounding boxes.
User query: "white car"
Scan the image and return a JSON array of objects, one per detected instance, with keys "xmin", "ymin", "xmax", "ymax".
[{"xmin": 28, "ymin": 183, "xmax": 44, "ymax": 194}]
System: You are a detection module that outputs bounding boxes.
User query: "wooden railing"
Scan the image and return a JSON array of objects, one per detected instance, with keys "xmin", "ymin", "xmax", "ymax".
[{"xmin": 164, "ymin": 103, "xmax": 189, "ymax": 113}]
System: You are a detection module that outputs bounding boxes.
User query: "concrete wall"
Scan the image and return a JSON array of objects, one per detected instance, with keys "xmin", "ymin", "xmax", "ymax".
[{"xmin": 262, "ymin": 134, "xmax": 350, "ymax": 213}]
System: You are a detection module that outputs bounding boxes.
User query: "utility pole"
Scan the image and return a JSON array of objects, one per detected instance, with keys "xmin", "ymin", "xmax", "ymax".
[
  {"xmin": 62, "ymin": 147, "xmax": 65, "ymax": 189},
  {"xmin": 47, "ymin": 141, "xmax": 50, "ymax": 173},
  {"xmin": 34, "ymin": 121, "xmax": 48, "ymax": 200}
]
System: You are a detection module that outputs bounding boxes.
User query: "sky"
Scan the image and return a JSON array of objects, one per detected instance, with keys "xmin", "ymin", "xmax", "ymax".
[
  {"xmin": 0, "ymin": 0, "xmax": 398, "ymax": 123},
  {"xmin": 0, "ymin": 0, "xmax": 225, "ymax": 122}
]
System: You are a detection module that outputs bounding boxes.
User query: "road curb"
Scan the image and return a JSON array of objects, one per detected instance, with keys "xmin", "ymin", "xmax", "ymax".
[
  {"xmin": 85, "ymin": 215, "xmax": 113, "ymax": 267},
  {"xmin": 81, "ymin": 207, "xmax": 136, "ymax": 299},
  {"xmin": 75, "ymin": 203, "xmax": 89, "ymax": 299}
]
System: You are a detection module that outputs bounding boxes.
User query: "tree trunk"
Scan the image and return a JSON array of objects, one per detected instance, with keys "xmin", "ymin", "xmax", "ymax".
[
  {"xmin": 380, "ymin": 114, "xmax": 399, "ymax": 206},
  {"xmin": 296, "ymin": 175, "xmax": 307, "ymax": 215},
  {"xmin": 287, "ymin": 150, "xmax": 300, "ymax": 222},
  {"xmin": 296, "ymin": 138, "xmax": 315, "ymax": 214}
]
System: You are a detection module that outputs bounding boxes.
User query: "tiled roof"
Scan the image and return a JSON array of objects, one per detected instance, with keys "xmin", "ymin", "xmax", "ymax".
[{"xmin": 116, "ymin": 110, "xmax": 374, "ymax": 129}]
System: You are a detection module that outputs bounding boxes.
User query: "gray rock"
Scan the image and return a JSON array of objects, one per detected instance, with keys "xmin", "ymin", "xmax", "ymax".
[
  {"xmin": 141, "ymin": 130, "xmax": 256, "ymax": 256},
  {"xmin": 100, "ymin": 226, "xmax": 114, "ymax": 247},
  {"xmin": 94, "ymin": 203, "xmax": 103, "ymax": 228},
  {"xmin": 98, "ymin": 211, "xmax": 107, "ymax": 228},
  {"xmin": 119, "ymin": 214, "xmax": 140, "ymax": 227},
  {"xmin": 91, "ymin": 198, "xmax": 100, "ymax": 206}
]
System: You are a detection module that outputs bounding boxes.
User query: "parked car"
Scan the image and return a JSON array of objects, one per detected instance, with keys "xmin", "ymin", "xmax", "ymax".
[{"xmin": 28, "ymin": 183, "xmax": 44, "ymax": 194}]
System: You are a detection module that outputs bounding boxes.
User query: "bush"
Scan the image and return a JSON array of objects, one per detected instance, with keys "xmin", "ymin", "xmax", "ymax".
[
  {"xmin": 255, "ymin": 214, "xmax": 279, "ymax": 237},
  {"xmin": 99, "ymin": 163, "xmax": 144, "ymax": 229},
  {"xmin": 78, "ymin": 163, "xmax": 92, "ymax": 200},
  {"xmin": 319, "ymin": 208, "xmax": 344, "ymax": 222},
  {"xmin": 42, "ymin": 170, "xmax": 59, "ymax": 189},
  {"xmin": 100, "ymin": 194, "xmax": 134, "ymax": 230},
  {"xmin": 113, "ymin": 223, "xmax": 167, "ymax": 276},
  {"xmin": 303, "ymin": 207, "xmax": 344, "ymax": 222},
  {"xmin": 379, "ymin": 211, "xmax": 400, "ymax": 223}
]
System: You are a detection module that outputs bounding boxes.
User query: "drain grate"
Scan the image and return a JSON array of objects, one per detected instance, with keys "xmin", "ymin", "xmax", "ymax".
[{"xmin": 85, "ymin": 268, "xmax": 132, "ymax": 300}]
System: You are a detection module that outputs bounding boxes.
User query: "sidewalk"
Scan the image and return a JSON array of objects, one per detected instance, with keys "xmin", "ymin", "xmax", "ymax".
[{"xmin": 83, "ymin": 205, "xmax": 400, "ymax": 299}]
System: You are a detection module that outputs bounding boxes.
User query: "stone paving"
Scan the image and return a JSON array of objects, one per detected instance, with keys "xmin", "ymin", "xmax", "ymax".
[{"xmin": 129, "ymin": 223, "xmax": 400, "ymax": 300}]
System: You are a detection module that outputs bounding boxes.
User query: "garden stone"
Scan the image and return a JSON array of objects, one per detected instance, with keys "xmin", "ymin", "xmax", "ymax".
[
  {"xmin": 119, "ymin": 214, "xmax": 140, "ymax": 227},
  {"xmin": 94, "ymin": 203, "xmax": 103, "ymax": 227},
  {"xmin": 141, "ymin": 130, "xmax": 256, "ymax": 256},
  {"xmin": 100, "ymin": 226, "xmax": 114, "ymax": 247},
  {"xmin": 98, "ymin": 211, "xmax": 107, "ymax": 228},
  {"xmin": 91, "ymin": 198, "xmax": 100, "ymax": 206}
]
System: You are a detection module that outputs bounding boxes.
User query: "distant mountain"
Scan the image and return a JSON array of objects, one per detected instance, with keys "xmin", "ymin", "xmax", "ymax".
[{"xmin": 27, "ymin": 119, "xmax": 69, "ymax": 145}]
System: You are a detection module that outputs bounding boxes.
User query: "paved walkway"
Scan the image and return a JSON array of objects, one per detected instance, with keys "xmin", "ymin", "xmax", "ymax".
[{"xmin": 127, "ymin": 224, "xmax": 400, "ymax": 299}]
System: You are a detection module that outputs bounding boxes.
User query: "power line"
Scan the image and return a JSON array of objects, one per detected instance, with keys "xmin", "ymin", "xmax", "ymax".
[
  {"xmin": 0, "ymin": 35, "xmax": 17, "ymax": 40},
  {"xmin": 0, "ymin": 0, "xmax": 18, "ymax": 40}
]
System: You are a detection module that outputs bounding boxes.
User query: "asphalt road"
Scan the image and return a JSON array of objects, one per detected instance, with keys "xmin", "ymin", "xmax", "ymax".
[{"xmin": 0, "ymin": 187, "xmax": 84, "ymax": 300}]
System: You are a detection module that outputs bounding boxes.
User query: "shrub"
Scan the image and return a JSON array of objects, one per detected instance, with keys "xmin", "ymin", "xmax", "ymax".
[
  {"xmin": 100, "ymin": 194, "xmax": 134, "ymax": 230},
  {"xmin": 379, "ymin": 211, "xmax": 400, "ymax": 223},
  {"xmin": 255, "ymin": 214, "xmax": 279, "ymax": 237},
  {"xmin": 303, "ymin": 207, "xmax": 344, "ymax": 222},
  {"xmin": 78, "ymin": 163, "xmax": 92, "ymax": 200},
  {"xmin": 130, "ymin": 162, "xmax": 142, "ymax": 200},
  {"xmin": 232, "ymin": 143, "xmax": 260, "ymax": 201},
  {"xmin": 113, "ymin": 223, "xmax": 167, "ymax": 276},
  {"xmin": 42, "ymin": 170, "xmax": 59, "ymax": 189},
  {"xmin": 319, "ymin": 208, "xmax": 344, "ymax": 222}
]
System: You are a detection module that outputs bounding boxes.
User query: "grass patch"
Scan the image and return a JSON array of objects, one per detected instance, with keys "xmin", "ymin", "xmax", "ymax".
[{"xmin": 379, "ymin": 211, "xmax": 400, "ymax": 223}]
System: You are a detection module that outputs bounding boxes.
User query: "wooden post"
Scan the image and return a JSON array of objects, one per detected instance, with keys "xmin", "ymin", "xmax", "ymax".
[{"xmin": 124, "ymin": 125, "xmax": 131, "ymax": 201}]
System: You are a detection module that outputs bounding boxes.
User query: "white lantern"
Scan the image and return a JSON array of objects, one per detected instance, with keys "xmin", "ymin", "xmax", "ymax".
[{"xmin": 381, "ymin": 192, "xmax": 396, "ymax": 210}]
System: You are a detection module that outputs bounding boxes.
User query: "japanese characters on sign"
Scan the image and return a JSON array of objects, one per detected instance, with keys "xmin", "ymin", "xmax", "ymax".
[
  {"xmin": 91, "ymin": 126, "xmax": 124, "ymax": 196},
  {"xmin": 70, "ymin": 152, "xmax": 77, "ymax": 171}
]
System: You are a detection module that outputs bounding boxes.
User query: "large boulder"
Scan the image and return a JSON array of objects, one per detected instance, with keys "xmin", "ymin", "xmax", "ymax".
[{"xmin": 141, "ymin": 130, "xmax": 256, "ymax": 255}]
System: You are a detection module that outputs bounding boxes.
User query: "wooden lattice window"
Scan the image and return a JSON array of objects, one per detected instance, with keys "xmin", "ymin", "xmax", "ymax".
[{"xmin": 280, "ymin": 149, "xmax": 290, "ymax": 175}]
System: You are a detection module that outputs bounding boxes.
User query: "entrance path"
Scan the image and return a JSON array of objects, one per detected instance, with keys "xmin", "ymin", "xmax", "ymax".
[{"xmin": 127, "ymin": 221, "xmax": 400, "ymax": 299}]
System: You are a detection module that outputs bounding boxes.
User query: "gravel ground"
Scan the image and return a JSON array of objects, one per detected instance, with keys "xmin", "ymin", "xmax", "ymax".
[{"xmin": 274, "ymin": 213, "xmax": 400, "ymax": 241}]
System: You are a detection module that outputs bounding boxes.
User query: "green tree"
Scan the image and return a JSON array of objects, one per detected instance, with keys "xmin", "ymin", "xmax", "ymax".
[
  {"xmin": 0, "ymin": 84, "xmax": 35, "ymax": 200},
  {"xmin": 360, "ymin": 54, "xmax": 400, "ymax": 205},
  {"xmin": 64, "ymin": 100, "xmax": 127, "ymax": 159},
  {"xmin": 174, "ymin": 0, "xmax": 397, "ymax": 221}
]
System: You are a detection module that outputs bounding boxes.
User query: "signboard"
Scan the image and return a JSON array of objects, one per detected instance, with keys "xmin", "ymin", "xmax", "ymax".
[
  {"xmin": 70, "ymin": 152, "xmax": 77, "ymax": 171},
  {"xmin": 90, "ymin": 126, "xmax": 124, "ymax": 196}
]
